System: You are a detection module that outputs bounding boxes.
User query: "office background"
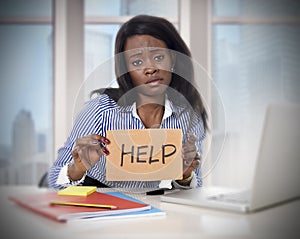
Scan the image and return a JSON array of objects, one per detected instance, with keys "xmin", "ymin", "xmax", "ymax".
[{"xmin": 0, "ymin": 0, "xmax": 299, "ymax": 188}]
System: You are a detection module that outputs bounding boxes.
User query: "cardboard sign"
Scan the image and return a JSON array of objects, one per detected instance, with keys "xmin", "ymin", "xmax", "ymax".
[{"xmin": 106, "ymin": 129, "xmax": 183, "ymax": 181}]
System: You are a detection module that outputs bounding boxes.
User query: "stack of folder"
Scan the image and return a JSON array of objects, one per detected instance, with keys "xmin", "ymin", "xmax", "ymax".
[{"xmin": 9, "ymin": 186, "xmax": 165, "ymax": 222}]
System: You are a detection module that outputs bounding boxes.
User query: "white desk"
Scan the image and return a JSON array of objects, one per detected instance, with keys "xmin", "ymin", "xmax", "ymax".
[{"xmin": 0, "ymin": 186, "xmax": 299, "ymax": 239}]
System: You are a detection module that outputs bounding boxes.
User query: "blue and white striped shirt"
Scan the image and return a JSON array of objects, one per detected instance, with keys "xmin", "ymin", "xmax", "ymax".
[{"xmin": 48, "ymin": 94, "xmax": 206, "ymax": 190}]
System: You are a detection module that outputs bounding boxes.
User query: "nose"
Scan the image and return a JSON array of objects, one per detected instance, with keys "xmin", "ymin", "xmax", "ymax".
[{"xmin": 144, "ymin": 66, "xmax": 159, "ymax": 75}]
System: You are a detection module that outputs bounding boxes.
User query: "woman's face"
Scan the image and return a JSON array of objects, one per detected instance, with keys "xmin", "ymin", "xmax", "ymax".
[{"xmin": 124, "ymin": 35, "xmax": 174, "ymax": 98}]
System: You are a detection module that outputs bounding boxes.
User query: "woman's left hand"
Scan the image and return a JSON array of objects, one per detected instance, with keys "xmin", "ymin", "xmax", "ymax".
[{"xmin": 181, "ymin": 134, "xmax": 201, "ymax": 178}]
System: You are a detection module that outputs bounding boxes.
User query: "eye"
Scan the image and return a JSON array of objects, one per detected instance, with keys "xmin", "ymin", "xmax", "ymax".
[
  {"xmin": 154, "ymin": 55, "xmax": 164, "ymax": 62},
  {"xmin": 132, "ymin": 59, "xmax": 143, "ymax": 66}
]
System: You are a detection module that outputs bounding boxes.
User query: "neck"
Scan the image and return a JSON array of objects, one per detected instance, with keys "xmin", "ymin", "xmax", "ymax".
[
  {"xmin": 136, "ymin": 94, "xmax": 165, "ymax": 107},
  {"xmin": 136, "ymin": 96, "xmax": 165, "ymax": 128}
]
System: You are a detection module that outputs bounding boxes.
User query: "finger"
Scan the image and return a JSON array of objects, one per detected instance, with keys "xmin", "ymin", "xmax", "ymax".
[
  {"xmin": 75, "ymin": 142, "xmax": 110, "ymax": 164},
  {"xmin": 101, "ymin": 147, "xmax": 110, "ymax": 155},
  {"xmin": 182, "ymin": 151, "xmax": 199, "ymax": 170},
  {"xmin": 191, "ymin": 159, "xmax": 200, "ymax": 169},
  {"xmin": 182, "ymin": 144, "xmax": 197, "ymax": 155},
  {"xmin": 182, "ymin": 144, "xmax": 197, "ymax": 160},
  {"xmin": 89, "ymin": 142, "xmax": 110, "ymax": 156},
  {"xmin": 76, "ymin": 136, "xmax": 107, "ymax": 146},
  {"xmin": 182, "ymin": 134, "xmax": 197, "ymax": 152},
  {"xmin": 183, "ymin": 159, "xmax": 200, "ymax": 175},
  {"xmin": 76, "ymin": 135, "xmax": 110, "ymax": 147},
  {"xmin": 187, "ymin": 134, "xmax": 197, "ymax": 143},
  {"xmin": 77, "ymin": 143, "xmax": 110, "ymax": 168},
  {"xmin": 71, "ymin": 146, "xmax": 87, "ymax": 171},
  {"xmin": 71, "ymin": 146, "xmax": 79, "ymax": 160},
  {"xmin": 77, "ymin": 145, "xmax": 103, "ymax": 169},
  {"xmin": 194, "ymin": 153, "xmax": 201, "ymax": 160},
  {"xmin": 89, "ymin": 134, "xmax": 110, "ymax": 144},
  {"xmin": 88, "ymin": 136, "xmax": 110, "ymax": 155},
  {"xmin": 182, "ymin": 150, "xmax": 197, "ymax": 160}
]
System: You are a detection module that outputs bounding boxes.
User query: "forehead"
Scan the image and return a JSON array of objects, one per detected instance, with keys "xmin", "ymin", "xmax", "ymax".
[{"xmin": 124, "ymin": 35, "xmax": 168, "ymax": 51}]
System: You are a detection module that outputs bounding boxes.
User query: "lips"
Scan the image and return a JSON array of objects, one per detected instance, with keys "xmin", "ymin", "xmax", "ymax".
[{"xmin": 146, "ymin": 78, "xmax": 162, "ymax": 85}]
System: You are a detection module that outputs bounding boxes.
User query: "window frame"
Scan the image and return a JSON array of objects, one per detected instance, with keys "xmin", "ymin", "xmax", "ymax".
[
  {"xmin": 54, "ymin": 0, "xmax": 185, "ymax": 159},
  {"xmin": 0, "ymin": 0, "xmax": 54, "ymax": 184},
  {"xmin": 0, "ymin": 0, "xmax": 210, "ymax": 185},
  {"xmin": 209, "ymin": 0, "xmax": 300, "ymax": 187}
]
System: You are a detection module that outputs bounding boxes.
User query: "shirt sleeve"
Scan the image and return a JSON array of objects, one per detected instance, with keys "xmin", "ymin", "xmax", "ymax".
[
  {"xmin": 172, "ymin": 171, "xmax": 197, "ymax": 189},
  {"xmin": 187, "ymin": 113, "xmax": 206, "ymax": 188},
  {"xmin": 47, "ymin": 97, "xmax": 104, "ymax": 190},
  {"xmin": 56, "ymin": 164, "xmax": 87, "ymax": 187}
]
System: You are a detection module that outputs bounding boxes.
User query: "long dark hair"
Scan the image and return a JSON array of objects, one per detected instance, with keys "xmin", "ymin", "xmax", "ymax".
[{"xmin": 92, "ymin": 15, "xmax": 208, "ymax": 131}]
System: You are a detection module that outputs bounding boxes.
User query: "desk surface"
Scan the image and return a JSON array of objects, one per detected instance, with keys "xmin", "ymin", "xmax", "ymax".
[{"xmin": 0, "ymin": 186, "xmax": 299, "ymax": 239}]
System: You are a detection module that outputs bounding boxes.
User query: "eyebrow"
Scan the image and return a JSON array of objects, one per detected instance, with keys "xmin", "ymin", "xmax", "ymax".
[
  {"xmin": 149, "ymin": 48, "xmax": 166, "ymax": 53},
  {"xmin": 127, "ymin": 52, "xmax": 142, "ymax": 59},
  {"xmin": 127, "ymin": 48, "xmax": 167, "ymax": 59}
]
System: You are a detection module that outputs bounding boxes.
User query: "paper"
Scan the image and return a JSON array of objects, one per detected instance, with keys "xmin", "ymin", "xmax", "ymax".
[
  {"xmin": 9, "ymin": 191, "xmax": 151, "ymax": 222},
  {"xmin": 106, "ymin": 129, "xmax": 183, "ymax": 181},
  {"xmin": 57, "ymin": 186, "xmax": 97, "ymax": 196}
]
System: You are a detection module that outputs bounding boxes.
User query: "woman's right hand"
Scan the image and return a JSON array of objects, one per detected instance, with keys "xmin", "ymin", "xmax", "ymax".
[{"xmin": 68, "ymin": 134, "xmax": 110, "ymax": 181}]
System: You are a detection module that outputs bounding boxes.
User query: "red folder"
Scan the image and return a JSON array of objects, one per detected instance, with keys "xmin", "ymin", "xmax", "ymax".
[{"xmin": 9, "ymin": 191, "xmax": 150, "ymax": 222}]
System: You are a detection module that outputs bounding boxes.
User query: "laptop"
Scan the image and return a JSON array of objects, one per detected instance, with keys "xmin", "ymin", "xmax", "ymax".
[{"xmin": 161, "ymin": 103, "xmax": 300, "ymax": 213}]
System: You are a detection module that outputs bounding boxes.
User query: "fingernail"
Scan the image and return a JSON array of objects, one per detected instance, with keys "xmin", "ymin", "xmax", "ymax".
[
  {"xmin": 92, "ymin": 140, "xmax": 99, "ymax": 145},
  {"xmin": 102, "ymin": 148, "xmax": 110, "ymax": 155},
  {"xmin": 104, "ymin": 138, "xmax": 110, "ymax": 144}
]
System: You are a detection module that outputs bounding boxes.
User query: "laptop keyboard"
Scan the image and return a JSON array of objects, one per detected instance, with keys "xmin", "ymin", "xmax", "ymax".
[{"xmin": 207, "ymin": 191, "xmax": 250, "ymax": 204}]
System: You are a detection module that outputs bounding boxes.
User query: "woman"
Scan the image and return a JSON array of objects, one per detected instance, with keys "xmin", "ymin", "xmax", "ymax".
[{"xmin": 48, "ymin": 15, "xmax": 208, "ymax": 190}]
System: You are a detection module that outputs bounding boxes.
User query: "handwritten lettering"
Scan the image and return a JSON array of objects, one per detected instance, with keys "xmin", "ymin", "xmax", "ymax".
[{"xmin": 120, "ymin": 144, "xmax": 177, "ymax": 167}]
